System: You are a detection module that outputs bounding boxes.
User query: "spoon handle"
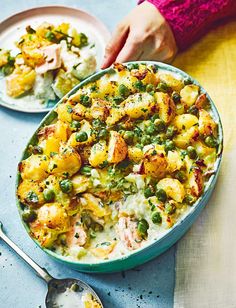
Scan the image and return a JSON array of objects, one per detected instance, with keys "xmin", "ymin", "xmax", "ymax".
[{"xmin": 0, "ymin": 221, "xmax": 53, "ymax": 283}]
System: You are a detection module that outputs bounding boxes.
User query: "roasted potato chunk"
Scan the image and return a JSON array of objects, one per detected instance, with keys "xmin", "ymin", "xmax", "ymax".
[
  {"xmin": 49, "ymin": 146, "xmax": 81, "ymax": 176},
  {"xmin": 80, "ymin": 193, "xmax": 108, "ymax": 217},
  {"xmin": 154, "ymin": 92, "xmax": 176, "ymax": 123},
  {"xmin": 159, "ymin": 73, "xmax": 184, "ymax": 92},
  {"xmin": 174, "ymin": 126, "xmax": 199, "ymax": 149},
  {"xmin": 107, "ymin": 131, "xmax": 128, "ymax": 164},
  {"xmin": 142, "ymin": 149, "xmax": 167, "ymax": 178},
  {"xmin": 17, "ymin": 180, "xmax": 45, "ymax": 206},
  {"xmin": 199, "ymin": 109, "xmax": 217, "ymax": 136},
  {"xmin": 128, "ymin": 146, "xmax": 143, "ymax": 163},
  {"xmin": 89, "ymin": 141, "xmax": 108, "ymax": 167},
  {"xmin": 188, "ymin": 167, "xmax": 204, "ymax": 197},
  {"xmin": 180, "ymin": 85, "xmax": 199, "ymax": 107},
  {"xmin": 71, "ymin": 174, "xmax": 90, "ymax": 194},
  {"xmin": 37, "ymin": 202, "xmax": 70, "ymax": 230},
  {"xmin": 124, "ymin": 93, "xmax": 155, "ymax": 119},
  {"xmin": 157, "ymin": 178, "xmax": 185, "ymax": 202},
  {"xmin": 167, "ymin": 150, "xmax": 184, "ymax": 173},
  {"xmin": 173, "ymin": 114, "xmax": 198, "ymax": 131},
  {"xmin": 90, "ymin": 98, "xmax": 110, "ymax": 121},
  {"xmin": 19, "ymin": 155, "xmax": 49, "ymax": 181}
]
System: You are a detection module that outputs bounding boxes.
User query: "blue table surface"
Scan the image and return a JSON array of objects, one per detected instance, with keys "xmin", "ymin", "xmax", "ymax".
[{"xmin": 0, "ymin": 1, "xmax": 175, "ymax": 307}]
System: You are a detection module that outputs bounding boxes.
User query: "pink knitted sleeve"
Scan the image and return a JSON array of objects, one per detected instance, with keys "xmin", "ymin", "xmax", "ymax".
[{"xmin": 141, "ymin": 0, "xmax": 236, "ymax": 50}]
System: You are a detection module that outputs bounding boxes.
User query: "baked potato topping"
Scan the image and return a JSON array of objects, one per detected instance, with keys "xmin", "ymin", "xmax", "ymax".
[{"xmin": 17, "ymin": 63, "xmax": 220, "ymax": 262}]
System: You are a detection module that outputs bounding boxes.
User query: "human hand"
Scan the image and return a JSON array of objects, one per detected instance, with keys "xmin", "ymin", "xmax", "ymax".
[{"xmin": 102, "ymin": 1, "xmax": 177, "ymax": 69}]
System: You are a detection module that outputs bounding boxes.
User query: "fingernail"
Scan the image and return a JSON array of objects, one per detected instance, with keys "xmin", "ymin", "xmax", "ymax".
[{"xmin": 101, "ymin": 58, "xmax": 109, "ymax": 69}]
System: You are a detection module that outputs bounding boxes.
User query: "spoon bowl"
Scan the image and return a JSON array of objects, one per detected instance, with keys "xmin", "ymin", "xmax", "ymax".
[{"xmin": 46, "ymin": 278, "xmax": 103, "ymax": 308}]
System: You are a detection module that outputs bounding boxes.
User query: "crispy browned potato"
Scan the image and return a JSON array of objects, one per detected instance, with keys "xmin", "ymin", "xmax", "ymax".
[
  {"xmin": 154, "ymin": 92, "xmax": 176, "ymax": 123},
  {"xmin": 142, "ymin": 149, "xmax": 167, "ymax": 178},
  {"xmin": 107, "ymin": 131, "xmax": 128, "ymax": 164}
]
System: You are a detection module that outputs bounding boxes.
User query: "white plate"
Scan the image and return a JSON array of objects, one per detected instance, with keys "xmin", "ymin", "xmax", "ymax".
[{"xmin": 0, "ymin": 6, "xmax": 110, "ymax": 113}]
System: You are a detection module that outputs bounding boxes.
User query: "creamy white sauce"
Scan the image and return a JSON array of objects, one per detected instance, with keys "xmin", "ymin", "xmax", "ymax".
[
  {"xmin": 53, "ymin": 288, "xmax": 96, "ymax": 308},
  {"xmin": 56, "ymin": 190, "xmax": 193, "ymax": 264}
]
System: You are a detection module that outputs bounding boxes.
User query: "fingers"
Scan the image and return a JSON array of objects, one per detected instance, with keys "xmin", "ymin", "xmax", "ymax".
[
  {"xmin": 116, "ymin": 35, "xmax": 143, "ymax": 63},
  {"xmin": 101, "ymin": 23, "xmax": 129, "ymax": 69}
]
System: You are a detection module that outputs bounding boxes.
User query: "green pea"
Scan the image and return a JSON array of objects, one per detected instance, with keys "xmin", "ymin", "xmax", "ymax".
[
  {"xmin": 137, "ymin": 219, "xmax": 149, "ymax": 236},
  {"xmin": 184, "ymin": 194, "xmax": 196, "ymax": 205},
  {"xmin": 151, "ymin": 64, "xmax": 158, "ymax": 73},
  {"xmin": 141, "ymin": 135, "xmax": 151, "ymax": 146},
  {"xmin": 2, "ymin": 64, "xmax": 14, "ymax": 76},
  {"xmin": 180, "ymin": 150, "xmax": 188, "ymax": 159},
  {"xmin": 128, "ymin": 63, "xmax": 139, "ymax": 70},
  {"xmin": 134, "ymin": 126, "xmax": 143, "ymax": 137},
  {"xmin": 187, "ymin": 146, "xmax": 197, "ymax": 159},
  {"xmin": 59, "ymin": 234, "xmax": 67, "ymax": 246},
  {"xmin": 146, "ymin": 84, "xmax": 155, "ymax": 92},
  {"xmin": 118, "ymin": 84, "xmax": 130, "ymax": 97},
  {"xmin": 151, "ymin": 211, "xmax": 162, "ymax": 224},
  {"xmin": 45, "ymin": 31, "xmax": 56, "ymax": 42},
  {"xmin": 59, "ymin": 179, "xmax": 73, "ymax": 193},
  {"xmin": 164, "ymin": 139, "xmax": 175, "ymax": 152},
  {"xmin": 156, "ymin": 188, "xmax": 167, "ymax": 202},
  {"xmin": 153, "ymin": 135, "xmax": 163, "ymax": 145},
  {"xmin": 174, "ymin": 170, "xmax": 187, "ymax": 183},
  {"xmin": 156, "ymin": 82, "xmax": 169, "ymax": 92},
  {"xmin": 77, "ymin": 33, "xmax": 88, "ymax": 48},
  {"xmin": 76, "ymin": 131, "xmax": 88, "ymax": 142},
  {"xmin": 165, "ymin": 202, "xmax": 176, "ymax": 214},
  {"xmin": 184, "ymin": 78, "xmax": 192, "ymax": 85},
  {"xmin": 172, "ymin": 92, "xmax": 181, "ymax": 104},
  {"xmin": 113, "ymin": 96, "xmax": 123, "ymax": 104},
  {"xmin": 118, "ymin": 130, "xmax": 125, "ymax": 137},
  {"xmin": 188, "ymin": 105, "xmax": 199, "ymax": 116},
  {"xmin": 146, "ymin": 124, "xmax": 156, "ymax": 135},
  {"xmin": 99, "ymin": 128, "xmax": 108, "ymax": 139},
  {"xmin": 144, "ymin": 187, "xmax": 155, "ymax": 198},
  {"xmin": 70, "ymin": 120, "xmax": 81, "ymax": 130},
  {"xmin": 99, "ymin": 160, "xmax": 109, "ymax": 168},
  {"xmin": 22, "ymin": 210, "xmax": 37, "ymax": 223},
  {"xmin": 43, "ymin": 189, "xmax": 55, "ymax": 202},
  {"xmin": 124, "ymin": 131, "xmax": 134, "ymax": 144},
  {"xmin": 166, "ymin": 125, "xmax": 176, "ymax": 139},
  {"xmin": 89, "ymin": 229, "xmax": 97, "ymax": 239},
  {"xmin": 80, "ymin": 95, "xmax": 91, "ymax": 107},
  {"xmin": 80, "ymin": 165, "xmax": 92, "ymax": 176},
  {"xmin": 92, "ymin": 118, "xmax": 104, "ymax": 128},
  {"xmin": 205, "ymin": 135, "xmax": 218, "ymax": 148},
  {"xmin": 150, "ymin": 114, "xmax": 159, "ymax": 122},
  {"xmin": 134, "ymin": 80, "xmax": 146, "ymax": 91},
  {"xmin": 154, "ymin": 119, "xmax": 166, "ymax": 133}
]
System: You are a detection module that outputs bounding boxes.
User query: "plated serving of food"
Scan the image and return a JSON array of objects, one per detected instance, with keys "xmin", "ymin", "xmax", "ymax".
[
  {"xmin": 16, "ymin": 61, "xmax": 223, "ymax": 272},
  {"xmin": 0, "ymin": 6, "xmax": 110, "ymax": 112}
]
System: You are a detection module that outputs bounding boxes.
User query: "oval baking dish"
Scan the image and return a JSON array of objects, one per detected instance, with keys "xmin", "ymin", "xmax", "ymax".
[{"xmin": 16, "ymin": 61, "xmax": 223, "ymax": 273}]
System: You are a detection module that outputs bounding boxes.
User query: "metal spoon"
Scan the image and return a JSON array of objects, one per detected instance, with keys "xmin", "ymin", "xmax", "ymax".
[{"xmin": 0, "ymin": 221, "xmax": 103, "ymax": 308}]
